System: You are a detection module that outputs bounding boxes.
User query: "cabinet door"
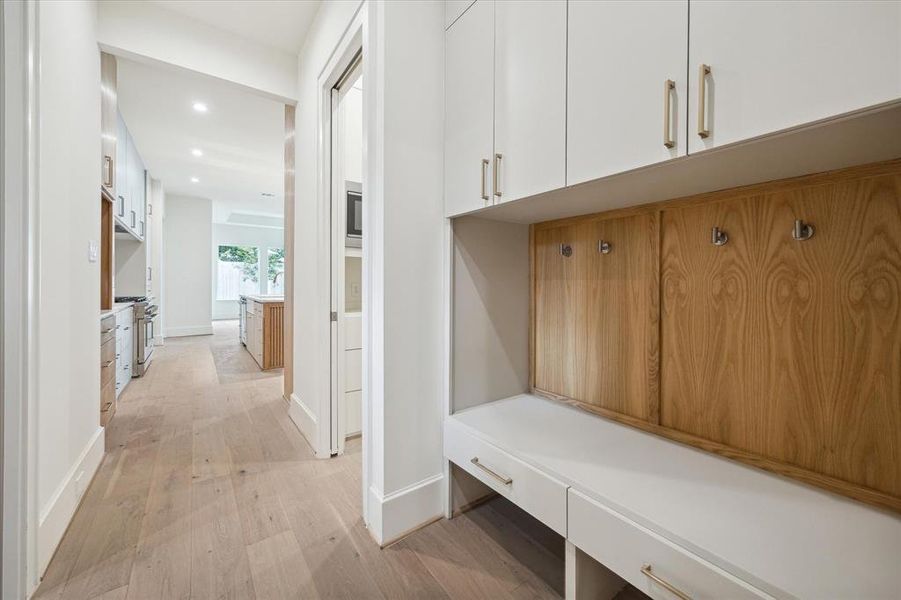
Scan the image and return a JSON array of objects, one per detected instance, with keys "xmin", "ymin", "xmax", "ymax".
[
  {"xmin": 126, "ymin": 130, "xmax": 138, "ymax": 231},
  {"xmin": 688, "ymin": 1, "xmax": 901, "ymax": 153},
  {"xmin": 661, "ymin": 170, "xmax": 901, "ymax": 499},
  {"xmin": 445, "ymin": 0, "xmax": 475, "ymax": 29},
  {"xmin": 136, "ymin": 153, "xmax": 146, "ymax": 239},
  {"xmin": 445, "ymin": 0, "xmax": 494, "ymax": 217},
  {"xmin": 567, "ymin": 1, "xmax": 688, "ymax": 186},
  {"xmin": 494, "ymin": 0, "xmax": 565, "ymax": 203},
  {"xmin": 534, "ymin": 214, "xmax": 658, "ymax": 421},
  {"xmin": 100, "ymin": 53, "xmax": 117, "ymax": 197},
  {"xmin": 115, "ymin": 112, "xmax": 128, "ymax": 222}
]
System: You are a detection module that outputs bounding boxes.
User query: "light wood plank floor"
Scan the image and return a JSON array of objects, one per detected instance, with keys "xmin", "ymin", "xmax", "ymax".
[{"xmin": 33, "ymin": 321, "xmax": 574, "ymax": 599}]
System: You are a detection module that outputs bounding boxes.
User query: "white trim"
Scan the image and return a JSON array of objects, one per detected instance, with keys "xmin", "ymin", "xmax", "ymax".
[
  {"xmin": 287, "ymin": 392, "xmax": 322, "ymax": 456},
  {"xmin": 163, "ymin": 325, "xmax": 213, "ymax": 338},
  {"xmin": 367, "ymin": 473, "xmax": 445, "ymax": 546},
  {"xmin": 36, "ymin": 426, "xmax": 104, "ymax": 577}
]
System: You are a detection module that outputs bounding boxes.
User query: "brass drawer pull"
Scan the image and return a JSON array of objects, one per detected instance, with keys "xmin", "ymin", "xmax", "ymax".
[
  {"xmin": 493, "ymin": 153, "xmax": 503, "ymax": 198},
  {"xmin": 663, "ymin": 79, "xmax": 675, "ymax": 148},
  {"xmin": 102, "ymin": 359, "xmax": 114, "ymax": 368},
  {"xmin": 697, "ymin": 64, "xmax": 711, "ymax": 138},
  {"xmin": 481, "ymin": 158, "xmax": 489, "ymax": 201},
  {"xmin": 641, "ymin": 564, "xmax": 692, "ymax": 600},
  {"xmin": 470, "ymin": 457, "xmax": 512, "ymax": 486}
]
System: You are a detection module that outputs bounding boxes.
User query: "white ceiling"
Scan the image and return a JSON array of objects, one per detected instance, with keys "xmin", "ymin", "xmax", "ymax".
[
  {"xmin": 117, "ymin": 57, "xmax": 285, "ymax": 223},
  {"xmin": 149, "ymin": 0, "xmax": 321, "ymax": 54}
]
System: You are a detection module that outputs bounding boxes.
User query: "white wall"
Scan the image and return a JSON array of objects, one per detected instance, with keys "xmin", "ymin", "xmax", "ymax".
[
  {"xmin": 163, "ymin": 195, "xmax": 212, "ymax": 337},
  {"xmin": 97, "ymin": 0, "xmax": 297, "ymax": 103},
  {"xmin": 289, "ymin": 0, "xmax": 363, "ymax": 457},
  {"xmin": 289, "ymin": 0, "xmax": 446, "ymax": 545},
  {"xmin": 149, "ymin": 179, "xmax": 165, "ymax": 341},
  {"xmin": 35, "ymin": 0, "xmax": 106, "ymax": 578},
  {"xmin": 364, "ymin": 0, "xmax": 446, "ymax": 544},
  {"xmin": 211, "ymin": 223, "xmax": 284, "ymax": 320}
]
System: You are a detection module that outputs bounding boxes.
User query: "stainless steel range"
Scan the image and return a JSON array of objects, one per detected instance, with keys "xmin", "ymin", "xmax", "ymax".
[{"xmin": 115, "ymin": 295, "xmax": 158, "ymax": 376}]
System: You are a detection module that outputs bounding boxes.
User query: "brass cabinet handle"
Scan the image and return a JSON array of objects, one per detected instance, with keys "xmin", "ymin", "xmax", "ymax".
[
  {"xmin": 470, "ymin": 457, "xmax": 512, "ymax": 486},
  {"xmin": 102, "ymin": 359, "xmax": 114, "ymax": 368},
  {"xmin": 101, "ymin": 328, "xmax": 114, "ymax": 334},
  {"xmin": 493, "ymin": 153, "xmax": 503, "ymax": 198},
  {"xmin": 697, "ymin": 64, "xmax": 711, "ymax": 138},
  {"xmin": 481, "ymin": 158, "xmax": 489, "ymax": 201},
  {"xmin": 103, "ymin": 155, "xmax": 114, "ymax": 188},
  {"xmin": 641, "ymin": 564, "xmax": 692, "ymax": 600},
  {"xmin": 663, "ymin": 79, "xmax": 675, "ymax": 148}
]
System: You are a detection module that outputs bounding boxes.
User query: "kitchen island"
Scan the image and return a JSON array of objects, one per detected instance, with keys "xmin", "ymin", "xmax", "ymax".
[{"xmin": 239, "ymin": 295, "xmax": 284, "ymax": 370}]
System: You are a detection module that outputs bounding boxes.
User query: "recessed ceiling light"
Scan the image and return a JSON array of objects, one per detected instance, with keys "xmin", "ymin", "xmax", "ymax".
[
  {"xmin": 192, "ymin": 102, "xmax": 208, "ymax": 113},
  {"xmin": 190, "ymin": 177, "xmax": 199, "ymax": 183},
  {"xmin": 191, "ymin": 148, "xmax": 203, "ymax": 157}
]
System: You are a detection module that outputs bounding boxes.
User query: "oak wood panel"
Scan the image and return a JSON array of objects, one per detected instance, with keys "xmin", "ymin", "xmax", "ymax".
[
  {"xmin": 661, "ymin": 168, "xmax": 901, "ymax": 502},
  {"xmin": 533, "ymin": 214, "xmax": 658, "ymax": 420},
  {"xmin": 263, "ymin": 302, "xmax": 285, "ymax": 370},
  {"xmin": 101, "ymin": 197, "xmax": 113, "ymax": 309}
]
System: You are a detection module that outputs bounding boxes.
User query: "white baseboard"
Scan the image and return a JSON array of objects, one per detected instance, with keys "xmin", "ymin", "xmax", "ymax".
[
  {"xmin": 163, "ymin": 325, "xmax": 213, "ymax": 338},
  {"xmin": 287, "ymin": 393, "xmax": 319, "ymax": 455},
  {"xmin": 367, "ymin": 473, "xmax": 444, "ymax": 546},
  {"xmin": 37, "ymin": 426, "xmax": 105, "ymax": 576}
]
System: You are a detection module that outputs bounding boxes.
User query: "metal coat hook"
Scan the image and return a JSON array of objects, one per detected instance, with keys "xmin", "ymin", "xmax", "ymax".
[
  {"xmin": 792, "ymin": 219, "xmax": 814, "ymax": 241},
  {"xmin": 711, "ymin": 226, "xmax": 728, "ymax": 246},
  {"xmin": 560, "ymin": 244, "xmax": 573, "ymax": 257},
  {"xmin": 598, "ymin": 240, "xmax": 612, "ymax": 254}
]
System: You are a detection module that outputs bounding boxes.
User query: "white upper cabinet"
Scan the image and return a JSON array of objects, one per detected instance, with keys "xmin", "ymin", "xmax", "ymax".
[
  {"xmin": 493, "ymin": 0, "xmax": 565, "ymax": 204},
  {"xmin": 688, "ymin": 0, "xmax": 901, "ymax": 153},
  {"xmin": 445, "ymin": 0, "xmax": 494, "ymax": 217},
  {"xmin": 115, "ymin": 112, "xmax": 129, "ymax": 222},
  {"xmin": 567, "ymin": 1, "xmax": 688, "ymax": 186}
]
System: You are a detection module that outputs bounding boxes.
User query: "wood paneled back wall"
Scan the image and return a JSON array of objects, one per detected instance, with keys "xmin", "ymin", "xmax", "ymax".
[{"xmin": 530, "ymin": 160, "xmax": 901, "ymax": 512}]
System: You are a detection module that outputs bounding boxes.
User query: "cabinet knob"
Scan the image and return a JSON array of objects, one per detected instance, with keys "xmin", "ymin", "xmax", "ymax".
[
  {"xmin": 792, "ymin": 219, "xmax": 814, "ymax": 241},
  {"xmin": 598, "ymin": 240, "xmax": 612, "ymax": 255},
  {"xmin": 560, "ymin": 243, "xmax": 573, "ymax": 257},
  {"xmin": 711, "ymin": 226, "xmax": 728, "ymax": 246}
]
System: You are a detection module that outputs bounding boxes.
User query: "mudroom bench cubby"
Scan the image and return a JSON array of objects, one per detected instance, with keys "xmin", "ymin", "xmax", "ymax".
[{"xmin": 445, "ymin": 159, "xmax": 901, "ymax": 599}]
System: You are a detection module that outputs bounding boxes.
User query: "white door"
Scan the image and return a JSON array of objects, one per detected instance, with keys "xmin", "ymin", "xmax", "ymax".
[
  {"xmin": 567, "ymin": 1, "xmax": 688, "ymax": 186},
  {"xmin": 689, "ymin": 0, "xmax": 901, "ymax": 153},
  {"xmin": 494, "ymin": 0, "xmax": 566, "ymax": 203},
  {"xmin": 445, "ymin": 0, "xmax": 494, "ymax": 217}
]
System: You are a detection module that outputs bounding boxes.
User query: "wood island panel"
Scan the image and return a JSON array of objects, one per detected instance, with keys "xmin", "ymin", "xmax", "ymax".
[{"xmin": 262, "ymin": 302, "xmax": 285, "ymax": 370}]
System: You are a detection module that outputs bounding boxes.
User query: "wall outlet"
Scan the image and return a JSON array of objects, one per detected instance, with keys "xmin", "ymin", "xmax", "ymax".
[{"xmin": 88, "ymin": 240, "xmax": 99, "ymax": 263}]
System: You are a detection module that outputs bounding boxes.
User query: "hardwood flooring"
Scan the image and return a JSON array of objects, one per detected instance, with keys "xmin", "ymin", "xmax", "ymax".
[{"xmin": 33, "ymin": 321, "xmax": 570, "ymax": 599}]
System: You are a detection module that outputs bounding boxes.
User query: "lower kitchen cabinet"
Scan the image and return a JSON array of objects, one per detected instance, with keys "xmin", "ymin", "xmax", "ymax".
[
  {"xmin": 241, "ymin": 297, "xmax": 284, "ymax": 370},
  {"xmin": 100, "ymin": 314, "xmax": 116, "ymax": 426},
  {"xmin": 115, "ymin": 306, "xmax": 134, "ymax": 398}
]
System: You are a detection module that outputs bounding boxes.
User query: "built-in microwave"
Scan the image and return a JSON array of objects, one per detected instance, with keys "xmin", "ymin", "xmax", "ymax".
[{"xmin": 346, "ymin": 181, "xmax": 362, "ymax": 248}]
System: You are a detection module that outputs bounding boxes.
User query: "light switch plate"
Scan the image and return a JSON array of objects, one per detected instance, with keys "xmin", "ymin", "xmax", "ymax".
[{"xmin": 88, "ymin": 240, "xmax": 99, "ymax": 263}]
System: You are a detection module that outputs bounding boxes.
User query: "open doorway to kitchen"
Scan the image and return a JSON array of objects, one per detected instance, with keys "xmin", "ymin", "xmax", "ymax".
[{"xmin": 330, "ymin": 53, "xmax": 364, "ymax": 457}]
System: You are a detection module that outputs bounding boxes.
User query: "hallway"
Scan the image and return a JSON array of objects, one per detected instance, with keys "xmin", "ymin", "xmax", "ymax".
[{"xmin": 34, "ymin": 323, "xmax": 566, "ymax": 599}]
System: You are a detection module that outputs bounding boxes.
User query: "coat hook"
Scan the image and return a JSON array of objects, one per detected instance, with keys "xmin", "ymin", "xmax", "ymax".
[
  {"xmin": 711, "ymin": 226, "xmax": 728, "ymax": 246},
  {"xmin": 560, "ymin": 244, "xmax": 573, "ymax": 257},
  {"xmin": 792, "ymin": 219, "xmax": 814, "ymax": 241},
  {"xmin": 598, "ymin": 240, "xmax": 612, "ymax": 254}
]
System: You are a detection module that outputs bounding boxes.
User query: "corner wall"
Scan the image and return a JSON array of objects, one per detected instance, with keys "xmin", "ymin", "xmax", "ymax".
[
  {"xmin": 163, "ymin": 194, "xmax": 212, "ymax": 337},
  {"xmin": 35, "ymin": 0, "xmax": 105, "ymax": 577}
]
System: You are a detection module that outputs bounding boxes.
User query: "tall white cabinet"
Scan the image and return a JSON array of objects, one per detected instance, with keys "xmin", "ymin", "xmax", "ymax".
[
  {"xmin": 567, "ymin": 1, "xmax": 688, "ymax": 185},
  {"xmin": 444, "ymin": 0, "xmax": 494, "ymax": 217},
  {"xmin": 688, "ymin": 0, "xmax": 901, "ymax": 153},
  {"xmin": 493, "ymin": 0, "xmax": 566, "ymax": 204}
]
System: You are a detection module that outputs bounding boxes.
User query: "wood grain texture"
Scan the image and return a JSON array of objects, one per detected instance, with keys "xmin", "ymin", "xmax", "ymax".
[
  {"xmin": 662, "ymin": 168, "xmax": 901, "ymax": 500},
  {"xmin": 34, "ymin": 321, "xmax": 571, "ymax": 600},
  {"xmin": 101, "ymin": 197, "xmax": 113, "ymax": 310},
  {"xmin": 262, "ymin": 302, "xmax": 284, "ymax": 370},
  {"xmin": 533, "ymin": 214, "xmax": 658, "ymax": 420}
]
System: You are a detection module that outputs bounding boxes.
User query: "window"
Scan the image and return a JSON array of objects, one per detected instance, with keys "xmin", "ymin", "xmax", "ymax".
[
  {"xmin": 216, "ymin": 245, "xmax": 259, "ymax": 300},
  {"xmin": 268, "ymin": 247, "xmax": 285, "ymax": 295}
]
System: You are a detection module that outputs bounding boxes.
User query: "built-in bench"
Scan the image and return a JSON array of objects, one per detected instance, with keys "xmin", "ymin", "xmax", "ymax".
[{"xmin": 445, "ymin": 393, "xmax": 901, "ymax": 599}]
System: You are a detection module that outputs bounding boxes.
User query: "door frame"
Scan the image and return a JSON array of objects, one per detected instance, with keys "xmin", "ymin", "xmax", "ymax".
[{"xmin": 2, "ymin": 0, "xmax": 41, "ymax": 595}]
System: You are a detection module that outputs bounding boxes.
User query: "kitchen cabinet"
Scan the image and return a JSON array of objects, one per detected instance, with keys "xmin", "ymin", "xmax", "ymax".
[
  {"xmin": 688, "ymin": 0, "xmax": 901, "ymax": 153},
  {"xmin": 115, "ymin": 112, "xmax": 128, "ymax": 222},
  {"xmin": 241, "ymin": 297, "xmax": 284, "ymax": 370},
  {"xmin": 445, "ymin": 0, "xmax": 475, "ymax": 29},
  {"xmin": 115, "ymin": 306, "xmax": 134, "ymax": 399},
  {"xmin": 493, "ymin": 0, "xmax": 565, "ymax": 204},
  {"xmin": 100, "ymin": 52, "xmax": 117, "ymax": 200},
  {"xmin": 444, "ymin": 0, "xmax": 494, "ymax": 217},
  {"xmin": 567, "ymin": 1, "xmax": 688, "ymax": 186},
  {"xmin": 100, "ymin": 315, "xmax": 116, "ymax": 427}
]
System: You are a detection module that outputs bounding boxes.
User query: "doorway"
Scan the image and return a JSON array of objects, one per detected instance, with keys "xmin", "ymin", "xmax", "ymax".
[{"xmin": 329, "ymin": 52, "xmax": 363, "ymax": 457}]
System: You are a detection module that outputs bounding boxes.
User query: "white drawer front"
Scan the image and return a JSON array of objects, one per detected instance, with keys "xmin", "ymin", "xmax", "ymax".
[
  {"xmin": 444, "ymin": 420, "xmax": 567, "ymax": 535},
  {"xmin": 568, "ymin": 489, "xmax": 771, "ymax": 600}
]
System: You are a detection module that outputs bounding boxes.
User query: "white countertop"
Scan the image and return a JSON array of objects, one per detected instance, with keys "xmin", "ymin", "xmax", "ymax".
[
  {"xmin": 449, "ymin": 393, "xmax": 901, "ymax": 599},
  {"xmin": 99, "ymin": 302, "xmax": 134, "ymax": 320},
  {"xmin": 241, "ymin": 294, "xmax": 284, "ymax": 304}
]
